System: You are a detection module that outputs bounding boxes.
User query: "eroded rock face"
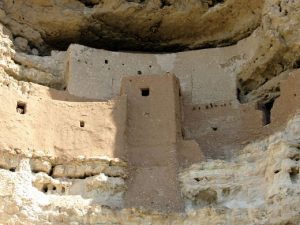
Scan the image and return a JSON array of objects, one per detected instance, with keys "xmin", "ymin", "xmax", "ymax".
[
  {"xmin": 237, "ymin": 0, "xmax": 300, "ymax": 103},
  {"xmin": 0, "ymin": 23, "xmax": 65, "ymax": 88},
  {"xmin": 179, "ymin": 117, "xmax": 300, "ymax": 224},
  {"xmin": 1, "ymin": 0, "xmax": 300, "ymax": 103},
  {"xmin": 0, "ymin": 115, "xmax": 299, "ymax": 224},
  {"xmin": 0, "ymin": 0, "xmax": 262, "ymax": 52},
  {"xmin": 0, "ymin": 0, "xmax": 300, "ymax": 224}
]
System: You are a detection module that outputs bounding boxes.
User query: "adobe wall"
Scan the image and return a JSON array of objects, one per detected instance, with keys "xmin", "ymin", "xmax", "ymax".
[
  {"xmin": 120, "ymin": 74, "xmax": 182, "ymax": 146},
  {"xmin": 121, "ymin": 75, "xmax": 184, "ymax": 212},
  {"xmin": 183, "ymin": 69, "xmax": 300, "ymax": 160},
  {"xmin": 183, "ymin": 102, "xmax": 264, "ymax": 159},
  {"xmin": 271, "ymin": 70, "xmax": 300, "ymax": 128},
  {"xmin": 0, "ymin": 84, "xmax": 127, "ymax": 159},
  {"xmin": 65, "ymin": 33, "xmax": 259, "ymax": 105}
]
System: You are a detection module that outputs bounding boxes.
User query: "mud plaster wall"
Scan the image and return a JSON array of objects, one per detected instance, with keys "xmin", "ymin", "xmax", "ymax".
[
  {"xmin": 121, "ymin": 74, "xmax": 181, "ymax": 146},
  {"xmin": 121, "ymin": 75, "xmax": 184, "ymax": 212},
  {"xmin": 0, "ymin": 85, "xmax": 127, "ymax": 159},
  {"xmin": 183, "ymin": 102, "xmax": 263, "ymax": 159},
  {"xmin": 272, "ymin": 71, "xmax": 300, "ymax": 128},
  {"xmin": 65, "ymin": 33, "xmax": 260, "ymax": 105},
  {"xmin": 184, "ymin": 69, "xmax": 300, "ymax": 160}
]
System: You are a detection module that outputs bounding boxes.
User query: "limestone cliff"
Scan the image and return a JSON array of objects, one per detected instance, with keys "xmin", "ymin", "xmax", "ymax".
[{"xmin": 0, "ymin": 0, "xmax": 299, "ymax": 224}]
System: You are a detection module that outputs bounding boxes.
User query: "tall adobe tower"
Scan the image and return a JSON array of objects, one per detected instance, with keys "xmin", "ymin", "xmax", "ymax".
[{"xmin": 121, "ymin": 74, "xmax": 184, "ymax": 212}]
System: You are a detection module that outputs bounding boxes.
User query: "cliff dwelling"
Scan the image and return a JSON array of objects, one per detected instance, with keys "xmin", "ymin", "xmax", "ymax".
[{"xmin": 0, "ymin": 0, "xmax": 300, "ymax": 224}]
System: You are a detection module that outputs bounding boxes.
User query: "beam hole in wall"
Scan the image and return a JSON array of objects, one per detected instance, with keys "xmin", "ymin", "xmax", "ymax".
[
  {"xmin": 211, "ymin": 127, "xmax": 218, "ymax": 131},
  {"xmin": 141, "ymin": 88, "xmax": 150, "ymax": 96},
  {"xmin": 80, "ymin": 121, "xmax": 85, "ymax": 128},
  {"xmin": 105, "ymin": 59, "xmax": 108, "ymax": 64},
  {"xmin": 9, "ymin": 168, "xmax": 16, "ymax": 172},
  {"xmin": 16, "ymin": 101, "xmax": 26, "ymax": 114},
  {"xmin": 137, "ymin": 70, "xmax": 142, "ymax": 75}
]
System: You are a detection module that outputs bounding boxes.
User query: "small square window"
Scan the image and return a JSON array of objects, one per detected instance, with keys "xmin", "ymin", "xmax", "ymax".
[
  {"xmin": 16, "ymin": 101, "xmax": 26, "ymax": 114},
  {"xmin": 80, "ymin": 121, "xmax": 85, "ymax": 128},
  {"xmin": 141, "ymin": 88, "xmax": 150, "ymax": 96}
]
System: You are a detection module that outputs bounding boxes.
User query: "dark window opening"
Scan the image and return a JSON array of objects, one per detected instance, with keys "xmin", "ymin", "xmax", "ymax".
[
  {"xmin": 9, "ymin": 168, "xmax": 16, "ymax": 172},
  {"xmin": 104, "ymin": 59, "xmax": 108, "ymax": 64},
  {"xmin": 258, "ymin": 99, "xmax": 275, "ymax": 126},
  {"xmin": 237, "ymin": 88, "xmax": 241, "ymax": 102},
  {"xmin": 141, "ymin": 88, "xmax": 150, "ymax": 96},
  {"xmin": 137, "ymin": 70, "xmax": 142, "ymax": 75},
  {"xmin": 181, "ymin": 128, "xmax": 185, "ymax": 138},
  {"xmin": 293, "ymin": 60, "xmax": 300, "ymax": 68},
  {"xmin": 16, "ymin": 101, "xmax": 26, "ymax": 114},
  {"xmin": 80, "ymin": 121, "xmax": 85, "ymax": 128},
  {"xmin": 211, "ymin": 127, "xmax": 218, "ymax": 131}
]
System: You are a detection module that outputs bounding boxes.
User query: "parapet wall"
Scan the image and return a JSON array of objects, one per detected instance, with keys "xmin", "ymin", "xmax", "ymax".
[
  {"xmin": 65, "ymin": 33, "xmax": 259, "ymax": 105},
  {"xmin": 0, "ymin": 85, "xmax": 127, "ymax": 159}
]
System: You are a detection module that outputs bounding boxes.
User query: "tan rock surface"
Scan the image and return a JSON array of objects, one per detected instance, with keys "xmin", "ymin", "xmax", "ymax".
[
  {"xmin": 0, "ymin": 0, "xmax": 300, "ymax": 224},
  {"xmin": 0, "ymin": 116, "xmax": 299, "ymax": 224},
  {"xmin": 0, "ymin": 0, "xmax": 262, "ymax": 51}
]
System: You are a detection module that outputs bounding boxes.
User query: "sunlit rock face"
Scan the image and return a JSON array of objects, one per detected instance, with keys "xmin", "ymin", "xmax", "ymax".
[{"xmin": 0, "ymin": 1, "xmax": 300, "ymax": 224}]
